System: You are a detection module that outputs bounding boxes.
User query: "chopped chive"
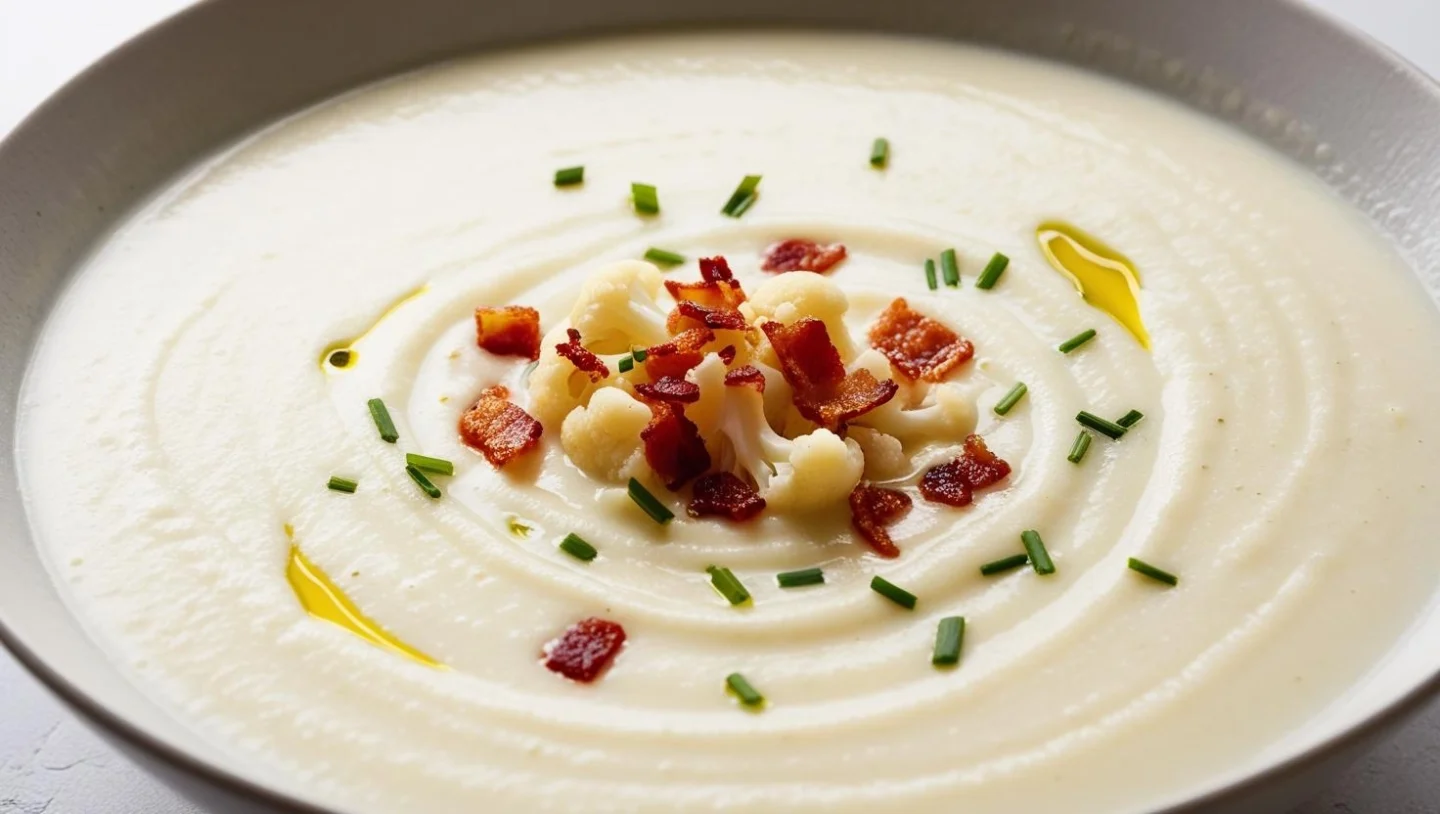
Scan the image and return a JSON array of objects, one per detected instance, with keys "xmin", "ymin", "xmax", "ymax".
[
  {"xmin": 776, "ymin": 567, "xmax": 825, "ymax": 588},
  {"xmin": 976, "ymin": 252, "xmax": 1010, "ymax": 290},
  {"xmin": 631, "ymin": 347, "xmax": 648, "ymax": 362},
  {"xmin": 932, "ymin": 616, "xmax": 965, "ymax": 666},
  {"xmin": 1077, "ymin": 411, "xmax": 1127, "ymax": 440},
  {"xmin": 631, "ymin": 182, "xmax": 659, "ymax": 215},
  {"xmin": 940, "ymin": 248, "xmax": 960, "ymax": 287},
  {"xmin": 721, "ymin": 175, "xmax": 762, "ymax": 217},
  {"xmin": 870, "ymin": 137, "xmax": 890, "ymax": 168},
  {"xmin": 1128, "ymin": 557, "xmax": 1179, "ymax": 586},
  {"xmin": 559, "ymin": 532, "xmax": 597, "ymax": 562},
  {"xmin": 1116, "ymin": 409, "xmax": 1145, "ymax": 428},
  {"xmin": 405, "ymin": 453, "xmax": 454, "ymax": 476},
  {"xmin": 553, "ymin": 166, "xmax": 584, "ymax": 187},
  {"xmin": 993, "ymin": 382, "xmax": 1028, "ymax": 416},
  {"xmin": 707, "ymin": 566, "xmax": 751, "ymax": 605},
  {"xmin": 979, "ymin": 553, "xmax": 1029, "ymax": 576},
  {"xmin": 1067, "ymin": 430, "xmax": 1093, "ymax": 464},
  {"xmin": 1058, "ymin": 329, "xmax": 1097, "ymax": 354},
  {"xmin": 644, "ymin": 247, "xmax": 685, "ymax": 266},
  {"xmin": 726, "ymin": 672, "xmax": 765, "ymax": 707},
  {"xmin": 327, "ymin": 349, "xmax": 353, "ymax": 368},
  {"xmin": 367, "ymin": 398, "xmax": 399, "ymax": 443},
  {"xmin": 405, "ymin": 465, "xmax": 442, "ymax": 499},
  {"xmin": 326, "ymin": 476, "xmax": 358, "ymax": 494},
  {"xmin": 1020, "ymin": 530, "xmax": 1055, "ymax": 575},
  {"xmin": 617, "ymin": 355, "xmax": 635, "ymax": 373},
  {"xmin": 924, "ymin": 258, "xmax": 938, "ymax": 291},
  {"xmin": 870, "ymin": 575, "xmax": 917, "ymax": 609},
  {"xmin": 627, "ymin": 477, "xmax": 674, "ymax": 524}
]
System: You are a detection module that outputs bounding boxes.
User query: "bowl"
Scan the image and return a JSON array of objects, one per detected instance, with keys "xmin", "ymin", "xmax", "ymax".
[{"xmin": 3, "ymin": 1, "xmax": 1439, "ymax": 811}]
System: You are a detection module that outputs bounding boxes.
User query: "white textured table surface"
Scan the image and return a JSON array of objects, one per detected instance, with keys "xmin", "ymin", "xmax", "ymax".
[{"xmin": 3, "ymin": 1, "xmax": 1440, "ymax": 812}]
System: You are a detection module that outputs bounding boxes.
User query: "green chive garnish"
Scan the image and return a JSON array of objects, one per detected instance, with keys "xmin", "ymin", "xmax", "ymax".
[
  {"xmin": 559, "ymin": 532, "xmax": 597, "ymax": 562},
  {"xmin": 979, "ymin": 553, "xmax": 1029, "ymax": 576},
  {"xmin": 644, "ymin": 247, "xmax": 685, "ymax": 266},
  {"xmin": 976, "ymin": 252, "xmax": 1010, "ymax": 290},
  {"xmin": 1067, "ymin": 431, "xmax": 1093, "ymax": 464},
  {"xmin": 631, "ymin": 347, "xmax": 648, "ymax": 362},
  {"xmin": 617, "ymin": 355, "xmax": 635, "ymax": 373},
  {"xmin": 776, "ymin": 567, "xmax": 825, "ymax": 588},
  {"xmin": 870, "ymin": 137, "xmax": 890, "ymax": 168},
  {"xmin": 1020, "ymin": 530, "xmax": 1055, "ymax": 575},
  {"xmin": 326, "ymin": 476, "xmax": 358, "ymax": 494},
  {"xmin": 707, "ymin": 566, "xmax": 751, "ymax": 605},
  {"xmin": 367, "ymin": 398, "xmax": 399, "ymax": 443},
  {"xmin": 1077, "ymin": 411, "xmax": 1127, "ymax": 440},
  {"xmin": 726, "ymin": 672, "xmax": 765, "ymax": 707},
  {"xmin": 940, "ymin": 249, "xmax": 960, "ymax": 287},
  {"xmin": 632, "ymin": 182, "xmax": 659, "ymax": 215},
  {"xmin": 932, "ymin": 616, "xmax": 965, "ymax": 666},
  {"xmin": 553, "ymin": 166, "xmax": 584, "ymax": 187},
  {"xmin": 1116, "ymin": 409, "xmax": 1145, "ymax": 428},
  {"xmin": 627, "ymin": 478, "xmax": 673, "ymax": 524},
  {"xmin": 870, "ymin": 575, "xmax": 917, "ymax": 609},
  {"xmin": 1058, "ymin": 329, "xmax": 1097, "ymax": 354},
  {"xmin": 1128, "ymin": 557, "xmax": 1179, "ymax": 586},
  {"xmin": 405, "ymin": 453, "xmax": 454, "ymax": 476},
  {"xmin": 721, "ymin": 175, "xmax": 762, "ymax": 217},
  {"xmin": 924, "ymin": 258, "xmax": 938, "ymax": 291},
  {"xmin": 994, "ymin": 382, "xmax": 1028, "ymax": 416},
  {"xmin": 405, "ymin": 465, "xmax": 441, "ymax": 499}
]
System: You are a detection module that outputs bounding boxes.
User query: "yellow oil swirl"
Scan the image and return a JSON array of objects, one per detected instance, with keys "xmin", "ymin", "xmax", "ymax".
[
  {"xmin": 284, "ymin": 526, "xmax": 440, "ymax": 668},
  {"xmin": 320, "ymin": 284, "xmax": 429, "ymax": 370},
  {"xmin": 1036, "ymin": 222, "xmax": 1149, "ymax": 349}
]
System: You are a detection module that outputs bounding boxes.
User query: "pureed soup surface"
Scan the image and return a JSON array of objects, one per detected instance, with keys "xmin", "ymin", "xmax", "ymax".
[{"xmin": 18, "ymin": 32, "xmax": 1440, "ymax": 813}]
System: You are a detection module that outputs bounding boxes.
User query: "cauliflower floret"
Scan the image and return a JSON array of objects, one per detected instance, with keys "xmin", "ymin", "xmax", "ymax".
[
  {"xmin": 854, "ymin": 379, "xmax": 976, "ymax": 445},
  {"xmin": 560, "ymin": 387, "xmax": 651, "ymax": 483},
  {"xmin": 527, "ymin": 329, "xmax": 600, "ymax": 428},
  {"xmin": 744, "ymin": 271, "xmax": 853, "ymax": 359},
  {"xmin": 848, "ymin": 426, "xmax": 908, "ymax": 480},
  {"xmin": 764, "ymin": 431, "xmax": 864, "ymax": 511},
  {"xmin": 567, "ymin": 260, "xmax": 670, "ymax": 354}
]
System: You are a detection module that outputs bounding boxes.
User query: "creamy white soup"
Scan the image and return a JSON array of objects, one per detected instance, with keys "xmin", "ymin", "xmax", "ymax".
[{"xmin": 18, "ymin": 31, "xmax": 1440, "ymax": 814}]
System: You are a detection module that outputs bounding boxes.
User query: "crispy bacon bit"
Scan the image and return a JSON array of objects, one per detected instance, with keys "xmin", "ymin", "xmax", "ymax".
[
  {"xmin": 645, "ymin": 327, "xmax": 715, "ymax": 381},
  {"xmin": 687, "ymin": 472, "xmax": 767, "ymax": 522},
  {"xmin": 868, "ymin": 298, "xmax": 975, "ymax": 381},
  {"xmin": 718, "ymin": 345, "xmax": 737, "ymax": 365},
  {"xmin": 458, "ymin": 385, "xmax": 543, "ymax": 468},
  {"xmin": 724, "ymin": 364, "xmax": 766, "ymax": 393},
  {"xmin": 640, "ymin": 401, "xmax": 711, "ymax": 489},
  {"xmin": 542, "ymin": 617, "xmax": 627, "ymax": 683},
  {"xmin": 555, "ymin": 328, "xmax": 609, "ymax": 382},
  {"xmin": 761, "ymin": 239, "xmax": 848, "ymax": 274},
  {"xmin": 634, "ymin": 376, "xmax": 701, "ymax": 404},
  {"xmin": 919, "ymin": 435, "xmax": 1012, "ymax": 507},
  {"xmin": 699, "ymin": 256, "xmax": 735, "ymax": 282},
  {"xmin": 762, "ymin": 318, "xmax": 898, "ymax": 430},
  {"xmin": 474, "ymin": 306, "xmax": 541, "ymax": 361},
  {"xmin": 849, "ymin": 483, "xmax": 912, "ymax": 558},
  {"xmin": 668, "ymin": 299, "xmax": 749, "ymax": 334},
  {"xmin": 664, "ymin": 279, "xmax": 748, "ymax": 311}
]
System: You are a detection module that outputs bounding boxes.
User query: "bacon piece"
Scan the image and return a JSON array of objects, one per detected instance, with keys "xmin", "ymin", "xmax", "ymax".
[
  {"xmin": 634, "ymin": 376, "xmax": 701, "ymax": 404},
  {"xmin": 474, "ymin": 305, "xmax": 541, "ymax": 361},
  {"xmin": 849, "ymin": 483, "xmax": 912, "ymax": 558},
  {"xmin": 687, "ymin": 472, "xmax": 767, "ymax": 522},
  {"xmin": 718, "ymin": 345, "xmax": 737, "ymax": 365},
  {"xmin": 700, "ymin": 256, "xmax": 735, "ymax": 282},
  {"xmin": 868, "ymin": 298, "xmax": 975, "ymax": 382},
  {"xmin": 919, "ymin": 435, "xmax": 1012, "ymax": 507},
  {"xmin": 555, "ymin": 328, "xmax": 609, "ymax": 382},
  {"xmin": 664, "ymin": 279, "xmax": 748, "ymax": 312},
  {"xmin": 724, "ymin": 364, "xmax": 766, "ymax": 393},
  {"xmin": 640, "ymin": 401, "xmax": 711, "ymax": 490},
  {"xmin": 761, "ymin": 239, "xmax": 848, "ymax": 274},
  {"xmin": 542, "ymin": 617, "xmax": 626, "ymax": 683},
  {"xmin": 458, "ymin": 385, "xmax": 543, "ymax": 468},
  {"xmin": 644, "ymin": 327, "xmax": 715, "ymax": 381},
  {"xmin": 668, "ymin": 299, "xmax": 749, "ymax": 334},
  {"xmin": 762, "ymin": 318, "xmax": 898, "ymax": 430}
]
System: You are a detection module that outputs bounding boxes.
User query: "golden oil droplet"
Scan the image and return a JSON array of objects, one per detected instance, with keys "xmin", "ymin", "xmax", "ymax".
[
  {"xmin": 1036, "ymin": 222, "xmax": 1149, "ymax": 349},
  {"xmin": 319, "ymin": 284, "xmax": 429, "ymax": 369}
]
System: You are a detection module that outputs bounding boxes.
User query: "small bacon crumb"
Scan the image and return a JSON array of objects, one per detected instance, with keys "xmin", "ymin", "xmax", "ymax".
[
  {"xmin": 761, "ymin": 239, "xmax": 848, "ymax": 274},
  {"xmin": 762, "ymin": 318, "xmax": 898, "ymax": 430},
  {"xmin": 868, "ymin": 298, "xmax": 975, "ymax": 382},
  {"xmin": 542, "ymin": 617, "xmax": 626, "ymax": 683},
  {"xmin": 645, "ymin": 327, "xmax": 715, "ymax": 381},
  {"xmin": 718, "ymin": 345, "xmax": 738, "ymax": 365},
  {"xmin": 668, "ymin": 299, "xmax": 749, "ymax": 334},
  {"xmin": 919, "ymin": 435, "xmax": 1012, "ymax": 507},
  {"xmin": 555, "ymin": 328, "xmax": 609, "ymax": 382},
  {"xmin": 640, "ymin": 401, "xmax": 712, "ymax": 489},
  {"xmin": 458, "ymin": 385, "xmax": 543, "ymax": 468},
  {"xmin": 474, "ymin": 305, "xmax": 541, "ymax": 361},
  {"xmin": 634, "ymin": 376, "xmax": 701, "ymax": 404},
  {"xmin": 849, "ymin": 483, "xmax": 912, "ymax": 558},
  {"xmin": 687, "ymin": 472, "xmax": 767, "ymax": 522},
  {"xmin": 699, "ymin": 256, "xmax": 736, "ymax": 282},
  {"xmin": 723, "ymin": 364, "xmax": 766, "ymax": 393}
]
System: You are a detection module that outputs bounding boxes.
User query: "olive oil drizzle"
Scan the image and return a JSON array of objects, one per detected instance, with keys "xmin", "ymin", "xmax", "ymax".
[
  {"xmin": 1036, "ymin": 222, "xmax": 1149, "ymax": 349},
  {"xmin": 319, "ymin": 284, "xmax": 430, "ymax": 370}
]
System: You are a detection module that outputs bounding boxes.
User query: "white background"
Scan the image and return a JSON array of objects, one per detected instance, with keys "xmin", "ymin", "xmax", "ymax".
[{"xmin": 3, "ymin": 1, "xmax": 1440, "ymax": 811}]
